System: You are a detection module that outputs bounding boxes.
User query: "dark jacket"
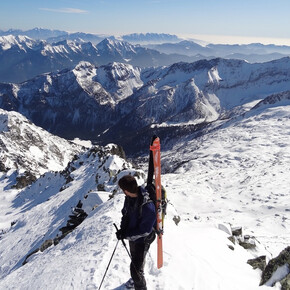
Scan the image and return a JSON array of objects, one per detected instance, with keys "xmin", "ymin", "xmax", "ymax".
[{"xmin": 120, "ymin": 186, "xmax": 156, "ymax": 243}]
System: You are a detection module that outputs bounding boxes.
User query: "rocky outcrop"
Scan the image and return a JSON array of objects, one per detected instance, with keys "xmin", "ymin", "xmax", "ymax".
[
  {"xmin": 226, "ymin": 226, "xmax": 257, "ymax": 251},
  {"xmin": 259, "ymin": 246, "xmax": 290, "ymax": 288},
  {"xmin": 247, "ymin": 256, "xmax": 267, "ymax": 271},
  {"xmin": 12, "ymin": 171, "xmax": 37, "ymax": 189}
]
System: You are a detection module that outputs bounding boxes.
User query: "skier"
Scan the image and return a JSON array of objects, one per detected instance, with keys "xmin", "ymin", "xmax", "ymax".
[{"xmin": 116, "ymin": 175, "xmax": 156, "ymax": 290}]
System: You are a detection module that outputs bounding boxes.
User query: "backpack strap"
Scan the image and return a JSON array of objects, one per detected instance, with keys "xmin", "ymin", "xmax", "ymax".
[{"xmin": 138, "ymin": 187, "xmax": 153, "ymax": 219}]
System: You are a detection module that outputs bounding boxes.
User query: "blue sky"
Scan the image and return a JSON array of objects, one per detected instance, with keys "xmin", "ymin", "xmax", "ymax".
[{"xmin": 1, "ymin": 0, "xmax": 290, "ymax": 45}]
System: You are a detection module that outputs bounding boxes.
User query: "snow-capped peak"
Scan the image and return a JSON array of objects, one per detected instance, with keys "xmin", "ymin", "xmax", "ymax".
[
  {"xmin": 0, "ymin": 34, "xmax": 35, "ymax": 51},
  {"xmin": 97, "ymin": 38, "xmax": 137, "ymax": 55}
]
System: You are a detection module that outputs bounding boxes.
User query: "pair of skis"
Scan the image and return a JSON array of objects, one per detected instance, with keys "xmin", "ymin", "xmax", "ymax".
[{"xmin": 148, "ymin": 135, "xmax": 164, "ymax": 269}]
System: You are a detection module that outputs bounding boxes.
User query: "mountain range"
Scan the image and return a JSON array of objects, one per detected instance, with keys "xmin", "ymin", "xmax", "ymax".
[
  {"xmin": 1, "ymin": 57, "xmax": 290, "ymax": 155},
  {"xmin": 147, "ymin": 40, "xmax": 290, "ymax": 57},
  {"xmin": 0, "ymin": 28, "xmax": 181, "ymax": 44},
  {"xmin": 0, "ymin": 35, "xmax": 200, "ymax": 83},
  {"xmin": 2, "ymin": 30, "xmax": 290, "ymax": 83}
]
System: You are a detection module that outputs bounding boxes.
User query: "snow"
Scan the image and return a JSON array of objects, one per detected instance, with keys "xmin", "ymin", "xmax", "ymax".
[
  {"xmin": 265, "ymin": 264, "xmax": 289, "ymax": 287},
  {"xmin": 1, "ymin": 100, "xmax": 290, "ymax": 289},
  {"xmin": 162, "ymin": 103, "xmax": 290, "ymax": 257},
  {"xmin": 94, "ymin": 63, "xmax": 143, "ymax": 103},
  {"xmin": 72, "ymin": 138, "xmax": 92, "ymax": 148},
  {"xmin": 0, "ymin": 35, "xmax": 34, "ymax": 51},
  {"xmin": 29, "ymin": 145, "xmax": 45, "ymax": 159}
]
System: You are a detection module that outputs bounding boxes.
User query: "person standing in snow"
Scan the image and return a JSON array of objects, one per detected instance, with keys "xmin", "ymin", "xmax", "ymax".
[{"xmin": 116, "ymin": 175, "xmax": 156, "ymax": 290}]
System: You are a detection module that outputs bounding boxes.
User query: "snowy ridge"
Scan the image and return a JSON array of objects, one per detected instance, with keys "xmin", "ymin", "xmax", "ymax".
[{"xmin": 0, "ymin": 141, "xmax": 144, "ymax": 283}]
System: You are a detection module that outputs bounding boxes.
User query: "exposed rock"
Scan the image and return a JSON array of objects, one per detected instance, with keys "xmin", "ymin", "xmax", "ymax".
[
  {"xmin": 260, "ymin": 246, "xmax": 290, "ymax": 287},
  {"xmin": 247, "ymin": 256, "xmax": 267, "ymax": 271},
  {"xmin": 228, "ymin": 236, "xmax": 235, "ymax": 245},
  {"xmin": 97, "ymin": 184, "xmax": 105, "ymax": 191},
  {"xmin": 22, "ymin": 248, "xmax": 39, "ymax": 265},
  {"xmin": 173, "ymin": 215, "xmax": 181, "ymax": 225},
  {"xmin": 0, "ymin": 160, "xmax": 9, "ymax": 172},
  {"xmin": 227, "ymin": 226, "xmax": 261, "ymax": 253},
  {"xmin": 107, "ymin": 144, "xmax": 126, "ymax": 160},
  {"xmin": 39, "ymin": 239, "xmax": 54, "ymax": 252},
  {"xmin": 238, "ymin": 235, "xmax": 256, "ymax": 250},
  {"xmin": 232, "ymin": 226, "xmax": 242, "ymax": 237},
  {"xmin": 12, "ymin": 171, "xmax": 37, "ymax": 189},
  {"xmin": 59, "ymin": 204, "xmax": 88, "ymax": 236},
  {"xmin": 281, "ymin": 273, "xmax": 290, "ymax": 290},
  {"xmin": 23, "ymin": 200, "xmax": 89, "ymax": 265}
]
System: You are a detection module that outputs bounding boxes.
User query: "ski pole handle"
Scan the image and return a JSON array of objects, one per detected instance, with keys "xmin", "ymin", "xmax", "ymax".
[{"xmin": 113, "ymin": 223, "xmax": 126, "ymax": 247}]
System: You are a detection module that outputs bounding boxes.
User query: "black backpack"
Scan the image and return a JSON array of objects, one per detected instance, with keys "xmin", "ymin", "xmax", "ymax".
[{"xmin": 145, "ymin": 183, "xmax": 167, "ymax": 216}]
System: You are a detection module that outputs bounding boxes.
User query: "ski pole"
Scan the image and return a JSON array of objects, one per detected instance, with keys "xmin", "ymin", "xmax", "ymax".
[
  {"xmin": 113, "ymin": 223, "xmax": 132, "ymax": 259},
  {"xmin": 113, "ymin": 223, "xmax": 143, "ymax": 280},
  {"xmin": 98, "ymin": 239, "xmax": 119, "ymax": 290}
]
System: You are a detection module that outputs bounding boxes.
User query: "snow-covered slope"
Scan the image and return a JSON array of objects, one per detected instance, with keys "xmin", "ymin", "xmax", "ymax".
[
  {"xmin": 162, "ymin": 91, "xmax": 290, "ymax": 257},
  {"xmin": 0, "ymin": 108, "xmax": 81, "ymax": 176},
  {"xmin": 1, "ymin": 91, "xmax": 289, "ymax": 289}
]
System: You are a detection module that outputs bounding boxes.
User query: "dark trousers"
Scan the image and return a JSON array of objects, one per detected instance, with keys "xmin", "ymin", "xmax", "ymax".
[{"xmin": 129, "ymin": 232, "xmax": 155, "ymax": 290}]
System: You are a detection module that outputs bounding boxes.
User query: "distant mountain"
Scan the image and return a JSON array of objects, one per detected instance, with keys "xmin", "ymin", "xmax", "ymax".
[
  {"xmin": 146, "ymin": 40, "xmax": 212, "ymax": 56},
  {"xmin": 1, "ymin": 58, "xmax": 290, "ymax": 154},
  {"xmin": 148, "ymin": 40, "xmax": 290, "ymax": 62},
  {"xmin": 0, "ymin": 29, "xmax": 182, "ymax": 45},
  {"xmin": 0, "ymin": 35, "xmax": 100, "ymax": 83},
  {"xmin": 0, "ymin": 28, "xmax": 68, "ymax": 40},
  {"xmin": 2, "ymin": 28, "xmax": 290, "ymax": 64},
  {"xmin": 0, "ymin": 61, "xmax": 144, "ymax": 139},
  {"xmin": 223, "ymin": 52, "xmax": 288, "ymax": 63},
  {"xmin": 46, "ymin": 32, "xmax": 108, "ymax": 44},
  {"xmin": 207, "ymin": 42, "xmax": 290, "ymax": 56},
  {"xmin": 0, "ymin": 36, "xmax": 200, "ymax": 83},
  {"xmin": 122, "ymin": 33, "xmax": 181, "ymax": 44}
]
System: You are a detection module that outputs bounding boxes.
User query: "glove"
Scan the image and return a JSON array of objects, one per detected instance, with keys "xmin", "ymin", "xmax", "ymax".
[{"xmin": 116, "ymin": 229, "xmax": 125, "ymax": 240}]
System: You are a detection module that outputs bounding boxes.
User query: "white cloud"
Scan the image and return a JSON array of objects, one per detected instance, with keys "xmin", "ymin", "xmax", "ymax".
[{"xmin": 39, "ymin": 8, "xmax": 88, "ymax": 14}]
